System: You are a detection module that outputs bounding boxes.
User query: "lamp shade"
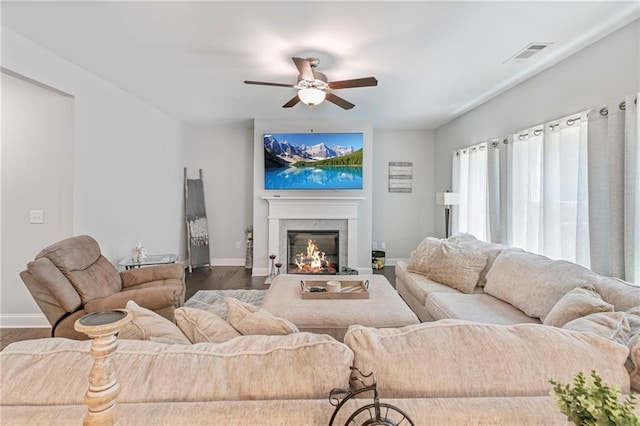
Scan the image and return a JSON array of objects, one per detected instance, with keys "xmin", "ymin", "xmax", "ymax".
[
  {"xmin": 436, "ymin": 192, "xmax": 460, "ymax": 206},
  {"xmin": 298, "ymin": 88, "xmax": 326, "ymax": 106}
]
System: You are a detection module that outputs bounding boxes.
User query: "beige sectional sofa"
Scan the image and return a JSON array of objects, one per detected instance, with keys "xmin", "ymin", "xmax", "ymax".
[
  {"xmin": 396, "ymin": 234, "xmax": 640, "ymax": 325},
  {"xmin": 3, "ymin": 234, "xmax": 639, "ymax": 424},
  {"xmin": 396, "ymin": 233, "xmax": 640, "ymax": 394},
  {"xmin": 2, "ymin": 319, "xmax": 636, "ymax": 425}
]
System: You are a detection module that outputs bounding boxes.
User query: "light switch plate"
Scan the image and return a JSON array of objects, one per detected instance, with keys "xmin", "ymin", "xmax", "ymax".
[{"xmin": 30, "ymin": 210, "xmax": 44, "ymax": 224}]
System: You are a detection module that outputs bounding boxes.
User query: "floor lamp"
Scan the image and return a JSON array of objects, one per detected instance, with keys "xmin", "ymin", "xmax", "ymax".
[{"xmin": 436, "ymin": 191, "xmax": 460, "ymax": 238}]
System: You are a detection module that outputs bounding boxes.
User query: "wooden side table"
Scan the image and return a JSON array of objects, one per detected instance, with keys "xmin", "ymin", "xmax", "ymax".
[{"xmin": 75, "ymin": 310, "xmax": 131, "ymax": 426}]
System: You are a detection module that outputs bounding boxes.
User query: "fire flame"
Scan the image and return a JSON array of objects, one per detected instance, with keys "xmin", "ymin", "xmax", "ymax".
[{"xmin": 295, "ymin": 239, "xmax": 326, "ymax": 272}]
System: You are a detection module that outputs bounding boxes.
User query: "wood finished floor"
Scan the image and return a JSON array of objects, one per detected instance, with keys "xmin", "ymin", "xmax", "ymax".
[{"xmin": 1, "ymin": 266, "xmax": 395, "ymax": 351}]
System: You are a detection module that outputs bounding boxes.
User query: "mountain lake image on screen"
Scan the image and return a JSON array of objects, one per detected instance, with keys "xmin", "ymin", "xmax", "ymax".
[{"xmin": 263, "ymin": 132, "xmax": 363, "ymax": 190}]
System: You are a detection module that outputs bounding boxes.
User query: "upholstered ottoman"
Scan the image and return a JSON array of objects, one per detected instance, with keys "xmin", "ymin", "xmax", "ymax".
[{"xmin": 261, "ymin": 274, "xmax": 420, "ymax": 341}]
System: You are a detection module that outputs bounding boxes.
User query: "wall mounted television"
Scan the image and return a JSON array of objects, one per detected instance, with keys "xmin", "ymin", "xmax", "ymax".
[{"xmin": 264, "ymin": 132, "xmax": 363, "ymax": 190}]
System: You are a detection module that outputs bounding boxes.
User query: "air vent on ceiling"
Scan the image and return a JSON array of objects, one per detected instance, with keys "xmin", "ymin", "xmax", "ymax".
[{"xmin": 504, "ymin": 42, "xmax": 553, "ymax": 64}]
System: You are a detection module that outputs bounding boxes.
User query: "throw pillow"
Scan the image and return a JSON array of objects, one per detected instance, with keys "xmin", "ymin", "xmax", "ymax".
[
  {"xmin": 175, "ymin": 307, "xmax": 241, "ymax": 343},
  {"xmin": 406, "ymin": 237, "xmax": 442, "ymax": 276},
  {"xmin": 119, "ymin": 300, "xmax": 190, "ymax": 344},
  {"xmin": 484, "ymin": 251, "xmax": 601, "ymax": 320},
  {"xmin": 226, "ymin": 297, "xmax": 299, "ymax": 335},
  {"xmin": 446, "ymin": 232, "xmax": 478, "ymax": 243},
  {"xmin": 426, "ymin": 247, "xmax": 487, "ymax": 293},
  {"xmin": 626, "ymin": 306, "xmax": 640, "ymax": 337},
  {"xmin": 562, "ymin": 311, "xmax": 630, "ymax": 346},
  {"xmin": 543, "ymin": 285, "xmax": 614, "ymax": 328},
  {"xmin": 407, "ymin": 237, "xmax": 487, "ymax": 293}
]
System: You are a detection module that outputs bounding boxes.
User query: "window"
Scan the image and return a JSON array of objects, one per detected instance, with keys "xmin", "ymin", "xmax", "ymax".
[{"xmin": 453, "ymin": 112, "xmax": 590, "ymax": 268}]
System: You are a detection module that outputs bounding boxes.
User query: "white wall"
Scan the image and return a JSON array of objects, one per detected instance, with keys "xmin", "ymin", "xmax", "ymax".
[
  {"xmin": 434, "ymin": 19, "xmax": 640, "ymax": 238},
  {"xmin": 1, "ymin": 72, "xmax": 74, "ymax": 326},
  {"xmin": 372, "ymin": 129, "xmax": 435, "ymax": 262},
  {"xmin": 1, "ymin": 29, "xmax": 184, "ymax": 326},
  {"xmin": 182, "ymin": 123, "xmax": 254, "ymax": 264},
  {"xmin": 252, "ymin": 119, "xmax": 373, "ymax": 275},
  {"xmin": 181, "ymin": 123, "xmax": 435, "ymax": 268}
]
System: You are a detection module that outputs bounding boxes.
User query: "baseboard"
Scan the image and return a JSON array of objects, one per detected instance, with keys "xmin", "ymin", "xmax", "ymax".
[
  {"xmin": 210, "ymin": 258, "xmax": 245, "ymax": 266},
  {"xmin": 384, "ymin": 258, "xmax": 404, "ymax": 266},
  {"xmin": 252, "ymin": 267, "xmax": 269, "ymax": 276},
  {"xmin": 0, "ymin": 313, "xmax": 50, "ymax": 328}
]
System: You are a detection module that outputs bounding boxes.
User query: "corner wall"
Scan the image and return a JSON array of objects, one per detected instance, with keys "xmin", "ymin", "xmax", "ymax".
[
  {"xmin": 1, "ymin": 72, "xmax": 74, "ymax": 326},
  {"xmin": 181, "ymin": 123, "xmax": 436, "ymax": 268},
  {"xmin": 1, "ymin": 29, "xmax": 184, "ymax": 326},
  {"xmin": 372, "ymin": 129, "xmax": 435, "ymax": 262},
  {"xmin": 434, "ymin": 19, "xmax": 640, "ymax": 238},
  {"xmin": 182, "ymin": 123, "xmax": 254, "ymax": 265}
]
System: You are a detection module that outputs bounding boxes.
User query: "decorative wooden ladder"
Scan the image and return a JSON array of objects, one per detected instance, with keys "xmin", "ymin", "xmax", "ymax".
[{"xmin": 184, "ymin": 168, "xmax": 212, "ymax": 273}]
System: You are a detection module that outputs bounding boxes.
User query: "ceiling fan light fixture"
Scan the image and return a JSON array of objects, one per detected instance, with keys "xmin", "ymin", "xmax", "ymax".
[{"xmin": 298, "ymin": 87, "xmax": 326, "ymax": 107}]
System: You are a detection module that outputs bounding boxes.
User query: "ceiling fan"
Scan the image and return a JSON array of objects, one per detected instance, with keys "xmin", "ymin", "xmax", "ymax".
[{"xmin": 244, "ymin": 57, "xmax": 377, "ymax": 110}]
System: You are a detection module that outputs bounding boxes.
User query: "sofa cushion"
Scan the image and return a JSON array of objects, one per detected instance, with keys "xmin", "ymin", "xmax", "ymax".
[
  {"xmin": 591, "ymin": 277, "xmax": 640, "ymax": 311},
  {"xmin": 406, "ymin": 237, "xmax": 441, "ymax": 274},
  {"xmin": 175, "ymin": 307, "xmax": 241, "ymax": 343},
  {"xmin": 447, "ymin": 235, "xmax": 522, "ymax": 287},
  {"xmin": 407, "ymin": 238, "xmax": 487, "ymax": 293},
  {"xmin": 562, "ymin": 311, "xmax": 630, "ymax": 346},
  {"xmin": 425, "ymin": 293, "xmax": 540, "ymax": 325},
  {"xmin": 226, "ymin": 297, "xmax": 298, "ymax": 335},
  {"xmin": 343, "ymin": 322, "xmax": 630, "ymax": 398},
  {"xmin": 459, "ymin": 242, "xmax": 504, "ymax": 287},
  {"xmin": 446, "ymin": 232, "xmax": 478, "ymax": 243},
  {"xmin": 118, "ymin": 301, "xmax": 190, "ymax": 344},
  {"xmin": 484, "ymin": 251, "xmax": 600, "ymax": 320},
  {"xmin": 395, "ymin": 262, "xmax": 462, "ymax": 305},
  {"xmin": 543, "ymin": 286, "xmax": 614, "ymax": 328},
  {"xmin": 627, "ymin": 306, "xmax": 640, "ymax": 336},
  {"xmin": 0, "ymin": 333, "xmax": 353, "ymax": 405}
]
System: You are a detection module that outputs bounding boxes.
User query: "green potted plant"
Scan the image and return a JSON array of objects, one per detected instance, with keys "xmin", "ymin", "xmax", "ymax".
[{"xmin": 550, "ymin": 370, "xmax": 639, "ymax": 426}]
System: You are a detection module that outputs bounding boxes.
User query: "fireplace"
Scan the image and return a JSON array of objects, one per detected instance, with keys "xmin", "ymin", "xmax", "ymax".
[
  {"xmin": 262, "ymin": 196, "xmax": 363, "ymax": 277},
  {"xmin": 287, "ymin": 230, "xmax": 339, "ymax": 274}
]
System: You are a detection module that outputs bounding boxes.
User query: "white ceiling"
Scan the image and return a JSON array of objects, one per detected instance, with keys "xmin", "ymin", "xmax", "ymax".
[{"xmin": 2, "ymin": 1, "xmax": 639, "ymax": 129}]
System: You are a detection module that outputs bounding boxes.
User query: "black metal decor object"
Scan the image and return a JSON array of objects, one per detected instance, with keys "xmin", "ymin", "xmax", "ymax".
[
  {"xmin": 445, "ymin": 205, "xmax": 451, "ymax": 238},
  {"xmin": 328, "ymin": 367, "xmax": 415, "ymax": 426}
]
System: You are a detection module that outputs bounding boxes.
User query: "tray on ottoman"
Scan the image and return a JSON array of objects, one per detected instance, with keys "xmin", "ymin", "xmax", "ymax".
[{"xmin": 300, "ymin": 279, "xmax": 369, "ymax": 299}]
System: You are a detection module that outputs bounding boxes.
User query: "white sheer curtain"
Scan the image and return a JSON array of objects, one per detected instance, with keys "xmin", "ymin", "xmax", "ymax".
[
  {"xmin": 505, "ymin": 113, "xmax": 590, "ymax": 267},
  {"xmin": 587, "ymin": 93, "xmax": 639, "ymax": 283},
  {"xmin": 451, "ymin": 96, "xmax": 639, "ymax": 282},
  {"xmin": 452, "ymin": 143, "xmax": 489, "ymax": 241},
  {"xmin": 542, "ymin": 113, "xmax": 590, "ymax": 266},
  {"xmin": 506, "ymin": 129, "xmax": 544, "ymax": 254}
]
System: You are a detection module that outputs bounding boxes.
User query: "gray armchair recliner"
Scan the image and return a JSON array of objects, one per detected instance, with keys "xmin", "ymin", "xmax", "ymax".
[{"xmin": 20, "ymin": 235, "xmax": 185, "ymax": 339}]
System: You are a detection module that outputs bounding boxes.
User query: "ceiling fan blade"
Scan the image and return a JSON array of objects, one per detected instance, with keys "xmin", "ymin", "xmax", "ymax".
[
  {"xmin": 282, "ymin": 95, "xmax": 301, "ymax": 108},
  {"xmin": 292, "ymin": 57, "xmax": 314, "ymax": 81},
  {"xmin": 244, "ymin": 80, "xmax": 295, "ymax": 88},
  {"xmin": 326, "ymin": 92, "xmax": 355, "ymax": 110},
  {"xmin": 328, "ymin": 77, "xmax": 378, "ymax": 90}
]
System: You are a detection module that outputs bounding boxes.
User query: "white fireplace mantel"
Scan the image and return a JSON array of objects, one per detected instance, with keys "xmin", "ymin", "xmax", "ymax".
[{"xmin": 262, "ymin": 196, "xmax": 364, "ymax": 272}]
